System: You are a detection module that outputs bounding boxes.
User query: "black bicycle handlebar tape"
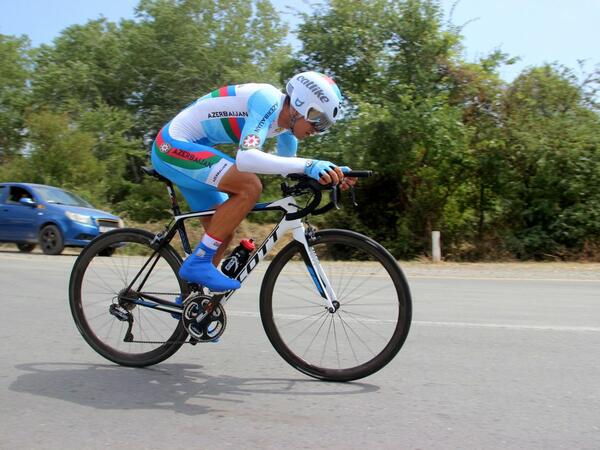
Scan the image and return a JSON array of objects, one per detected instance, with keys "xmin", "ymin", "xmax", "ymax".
[{"xmin": 344, "ymin": 170, "xmax": 373, "ymax": 178}]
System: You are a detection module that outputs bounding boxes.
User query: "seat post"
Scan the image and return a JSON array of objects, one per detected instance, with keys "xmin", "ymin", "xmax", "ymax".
[
  {"xmin": 164, "ymin": 180, "xmax": 193, "ymax": 255},
  {"xmin": 165, "ymin": 181, "xmax": 181, "ymax": 216},
  {"xmin": 141, "ymin": 166, "xmax": 192, "ymax": 254}
]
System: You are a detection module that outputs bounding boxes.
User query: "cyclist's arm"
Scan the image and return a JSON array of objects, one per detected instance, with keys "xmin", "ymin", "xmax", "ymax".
[
  {"xmin": 276, "ymin": 131, "xmax": 298, "ymax": 157},
  {"xmin": 236, "ymin": 89, "xmax": 306, "ymax": 175},
  {"xmin": 237, "ymin": 148, "xmax": 308, "ymax": 175}
]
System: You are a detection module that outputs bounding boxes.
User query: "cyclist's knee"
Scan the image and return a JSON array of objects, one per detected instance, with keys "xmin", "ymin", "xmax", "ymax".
[
  {"xmin": 220, "ymin": 169, "xmax": 262, "ymax": 202},
  {"xmin": 235, "ymin": 176, "xmax": 261, "ymax": 204},
  {"xmin": 244, "ymin": 175, "xmax": 262, "ymax": 201}
]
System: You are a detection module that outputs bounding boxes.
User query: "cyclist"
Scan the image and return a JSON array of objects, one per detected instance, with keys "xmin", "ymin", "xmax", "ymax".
[{"xmin": 151, "ymin": 71, "xmax": 355, "ymax": 292}]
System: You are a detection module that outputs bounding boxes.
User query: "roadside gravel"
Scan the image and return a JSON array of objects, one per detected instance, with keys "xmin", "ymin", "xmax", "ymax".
[
  {"xmin": 399, "ymin": 261, "xmax": 600, "ymax": 281},
  {"xmin": 1, "ymin": 246, "xmax": 598, "ymax": 281}
]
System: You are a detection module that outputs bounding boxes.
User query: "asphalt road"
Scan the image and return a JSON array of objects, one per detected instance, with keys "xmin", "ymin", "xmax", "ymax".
[{"xmin": 1, "ymin": 251, "xmax": 599, "ymax": 449}]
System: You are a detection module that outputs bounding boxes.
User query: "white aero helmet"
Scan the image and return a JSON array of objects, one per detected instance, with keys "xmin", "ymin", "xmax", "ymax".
[{"xmin": 286, "ymin": 71, "xmax": 342, "ymax": 132}]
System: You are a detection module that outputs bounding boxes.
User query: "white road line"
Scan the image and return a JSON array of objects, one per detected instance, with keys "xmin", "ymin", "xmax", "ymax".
[
  {"xmin": 413, "ymin": 321, "xmax": 600, "ymax": 332},
  {"xmin": 227, "ymin": 310, "xmax": 600, "ymax": 332},
  {"xmin": 407, "ymin": 275, "xmax": 600, "ymax": 283}
]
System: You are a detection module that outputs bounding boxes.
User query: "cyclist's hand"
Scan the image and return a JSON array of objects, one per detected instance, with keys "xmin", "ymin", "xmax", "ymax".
[
  {"xmin": 305, "ymin": 160, "xmax": 344, "ymax": 185},
  {"xmin": 339, "ymin": 166, "xmax": 356, "ymax": 191}
]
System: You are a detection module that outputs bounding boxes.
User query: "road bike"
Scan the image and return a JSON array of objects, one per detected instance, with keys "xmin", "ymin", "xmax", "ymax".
[{"xmin": 69, "ymin": 168, "xmax": 412, "ymax": 381}]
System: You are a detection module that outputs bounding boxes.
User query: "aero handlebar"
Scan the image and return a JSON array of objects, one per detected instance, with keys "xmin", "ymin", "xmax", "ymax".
[{"xmin": 282, "ymin": 170, "xmax": 373, "ymax": 220}]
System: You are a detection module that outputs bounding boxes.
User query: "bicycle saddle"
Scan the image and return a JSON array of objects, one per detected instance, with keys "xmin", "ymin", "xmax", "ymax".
[{"xmin": 141, "ymin": 166, "xmax": 171, "ymax": 184}]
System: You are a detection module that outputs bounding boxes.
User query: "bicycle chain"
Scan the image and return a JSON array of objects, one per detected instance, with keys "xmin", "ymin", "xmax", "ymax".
[
  {"xmin": 126, "ymin": 339, "xmax": 201, "ymax": 345},
  {"xmin": 124, "ymin": 291, "xmax": 209, "ymax": 344}
]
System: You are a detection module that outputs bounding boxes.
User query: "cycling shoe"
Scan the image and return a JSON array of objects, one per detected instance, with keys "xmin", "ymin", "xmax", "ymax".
[
  {"xmin": 179, "ymin": 243, "xmax": 241, "ymax": 292},
  {"xmin": 171, "ymin": 295, "xmax": 182, "ymax": 320}
]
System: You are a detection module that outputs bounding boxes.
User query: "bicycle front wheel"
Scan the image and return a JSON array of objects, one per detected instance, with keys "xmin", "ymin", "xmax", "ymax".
[
  {"xmin": 260, "ymin": 229, "xmax": 412, "ymax": 381},
  {"xmin": 69, "ymin": 228, "xmax": 190, "ymax": 367}
]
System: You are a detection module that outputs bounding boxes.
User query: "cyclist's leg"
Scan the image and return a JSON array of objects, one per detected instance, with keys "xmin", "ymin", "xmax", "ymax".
[
  {"xmin": 205, "ymin": 165, "xmax": 262, "ymax": 243},
  {"xmin": 177, "ymin": 186, "xmax": 233, "ymax": 264},
  {"xmin": 151, "ymin": 125, "xmax": 241, "ymax": 290}
]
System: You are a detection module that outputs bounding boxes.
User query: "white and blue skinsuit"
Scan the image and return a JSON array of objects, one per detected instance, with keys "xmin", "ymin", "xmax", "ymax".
[{"xmin": 151, "ymin": 83, "xmax": 305, "ymax": 211}]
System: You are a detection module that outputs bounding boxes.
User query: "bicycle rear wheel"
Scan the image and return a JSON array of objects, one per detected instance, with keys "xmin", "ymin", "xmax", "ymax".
[
  {"xmin": 69, "ymin": 228, "xmax": 190, "ymax": 367},
  {"xmin": 260, "ymin": 229, "xmax": 412, "ymax": 381}
]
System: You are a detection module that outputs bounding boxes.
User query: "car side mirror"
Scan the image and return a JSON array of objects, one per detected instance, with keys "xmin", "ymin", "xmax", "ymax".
[{"xmin": 19, "ymin": 197, "xmax": 37, "ymax": 207}]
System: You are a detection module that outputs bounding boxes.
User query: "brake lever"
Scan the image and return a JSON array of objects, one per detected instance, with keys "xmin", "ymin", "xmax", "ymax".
[
  {"xmin": 331, "ymin": 185, "xmax": 340, "ymax": 209},
  {"xmin": 349, "ymin": 185, "xmax": 358, "ymax": 206}
]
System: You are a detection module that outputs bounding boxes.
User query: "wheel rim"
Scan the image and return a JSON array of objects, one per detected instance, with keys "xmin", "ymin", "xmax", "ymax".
[
  {"xmin": 42, "ymin": 228, "xmax": 58, "ymax": 251},
  {"xmin": 267, "ymin": 236, "xmax": 408, "ymax": 374}
]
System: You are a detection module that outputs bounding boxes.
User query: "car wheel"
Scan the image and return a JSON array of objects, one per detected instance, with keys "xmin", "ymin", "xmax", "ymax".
[
  {"xmin": 98, "ymin": 247, "xmax": 115, "ymax": 257},
  {"xmin": 17, "ymin": 243, "xmax": 36, "ymax": 253},
  {"xmin": 39, "ymin": 224, "xmax": 65, "ymax": 255}
]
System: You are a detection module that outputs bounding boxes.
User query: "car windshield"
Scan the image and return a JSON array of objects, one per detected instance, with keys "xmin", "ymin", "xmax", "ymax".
[{"xmin": 35, "ymin": 186, "xmax": 93, "ymax": 208}]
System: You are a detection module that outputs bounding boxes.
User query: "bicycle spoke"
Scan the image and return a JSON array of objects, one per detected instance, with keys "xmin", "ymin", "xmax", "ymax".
[
  {"xmin": 332, "ymin": 315, "xmax": 341, "ymax": 368},
  {"xmin": 86, "ymin": 309, "xmax": 111, "ymax": 322},
  {"xmin": 88, "ymin": 267, "xmax": 120, "ymax": 297},
  {"xmin": 336, "ymin": 264, "xmax": 364, "ymax": 299},
  {"xmin": 275, "ymin": 309, "xmax": 328, "ymax": 329},
  {"xmin": 302, "ymin": 312, "xmax": 331, "ymax": 357},
  {"xmin": 337, "ymin": 267, "xmax": 386, "ymax": 302},
  {"xmin": 282, "ymin": 311, "xmax": 330, "ymax": 347},
  {"xmin": 339, "ymin": 308, "xmax": 391, "ymax": 322},
  {"xmin": 274, "ymin": 304, "xmax": 324, "ymax": 310},
  {"xmin": 337, "ymin": 313, "xmax": 377, "ymax": 357},
  {"xmin": 107, "ymin": 256, "xmax": 129, "ymax": 287},
  {"xmin": 338, "ymin": 310, "xmax": 391, "ymax": 342},
  {"xmin": 105, "ymin": 317, "xmax": 116, "ymax": 345},
  {"xmin": 275, "ymin": 287, "xmax": 323, "ymax": 307},
  {"xmin": 319, "ymin": 316, "xmax": 334, "ymax": 365},
  {"xmin": 337, "ymin": 314, "xmax": 360, "ymax": 365},
  {"xmin": 90, "ymin": 315, "xmax": 113, "ymax": 335},
  {"xmin": 341, "ymin": 282, "xmax": 395, "ymax": 305}
]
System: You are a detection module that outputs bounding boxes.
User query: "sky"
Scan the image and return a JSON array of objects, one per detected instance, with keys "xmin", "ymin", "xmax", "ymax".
[{"xmin": 1, "ymin": 0, "xmax": 598, "ymax": 82}]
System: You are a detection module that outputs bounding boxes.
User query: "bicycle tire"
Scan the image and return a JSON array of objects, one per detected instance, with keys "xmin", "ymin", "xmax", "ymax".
[
  {"xmin": 69, "ymin": 228, "xmax": 190, "ymax": 367},
  {"xmin": 260, "ymin": 229, "xmax": 412, "ymax": 381}
]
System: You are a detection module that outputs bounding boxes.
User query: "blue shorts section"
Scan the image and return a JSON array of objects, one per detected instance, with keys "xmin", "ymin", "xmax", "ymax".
[{"xmin": 151, "ymin": 124, "xmax": 233, "ymax": 212}]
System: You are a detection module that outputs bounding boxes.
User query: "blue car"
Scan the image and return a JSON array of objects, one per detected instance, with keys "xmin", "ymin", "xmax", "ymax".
[{"xmin": 0, "ymin": 182, "xmax": 123, "ymax": 255}]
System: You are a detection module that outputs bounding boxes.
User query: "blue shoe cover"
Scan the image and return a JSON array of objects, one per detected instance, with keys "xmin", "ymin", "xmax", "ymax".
[
  {"xmin": 179, "ymin": 242, "xmax": 241, "ymax": 292},
  {"xmin": 171, "ymin": 295, "xmax": 182, "ymax": 320}
]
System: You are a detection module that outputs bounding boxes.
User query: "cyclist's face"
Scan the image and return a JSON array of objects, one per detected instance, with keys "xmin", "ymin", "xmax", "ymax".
[{"xmin": 292, "ymin": 117, "xmax": 319, "ymax": 140}]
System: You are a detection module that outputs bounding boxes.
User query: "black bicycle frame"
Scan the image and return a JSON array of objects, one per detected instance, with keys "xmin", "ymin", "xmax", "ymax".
[{"xmin": 120, "ymin": 195, "xmax": 289, "ymax": 315}]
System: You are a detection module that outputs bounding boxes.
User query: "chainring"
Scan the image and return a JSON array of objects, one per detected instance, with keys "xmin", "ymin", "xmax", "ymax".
[{"xmin": 182, "ymin": 293, "xmax": 227, "ymax": 342}]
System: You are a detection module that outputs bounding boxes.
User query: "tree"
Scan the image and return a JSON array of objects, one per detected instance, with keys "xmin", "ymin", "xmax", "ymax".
[
  {"xmin": 123, "ymin": 0, "xmax": 291, "ymax": 137},
  {"xmin": 500, "ymin": 65, "xmax": 600, "ymax": 258},
  {"xmin": 0, "ymin": 34, "xmax": 32, "ymax": 162},
  {"xmin": 17, "ymin": 111, "xmax": 105, "ymax": 201},
  {"xmin": 290, "ymin": 0, "xmax": 470, "ymax": 257},
  {"xmin": 30, "ymin": 19, "xmax": 131, "ymax": 111},
  {"xmin": 440, "ymin": 51, "xmax": 513, "ymax": 258}
]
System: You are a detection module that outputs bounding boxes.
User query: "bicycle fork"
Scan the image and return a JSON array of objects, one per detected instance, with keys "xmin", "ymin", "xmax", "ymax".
[{"xmin": 291, "ymin": 224, "xmax": 339, "ymax": 312}]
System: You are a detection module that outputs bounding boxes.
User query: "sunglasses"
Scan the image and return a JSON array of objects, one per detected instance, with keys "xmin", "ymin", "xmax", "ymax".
[{"xmin": 305, "ymin": 107, "xmax": 334, "ymax": 133}]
